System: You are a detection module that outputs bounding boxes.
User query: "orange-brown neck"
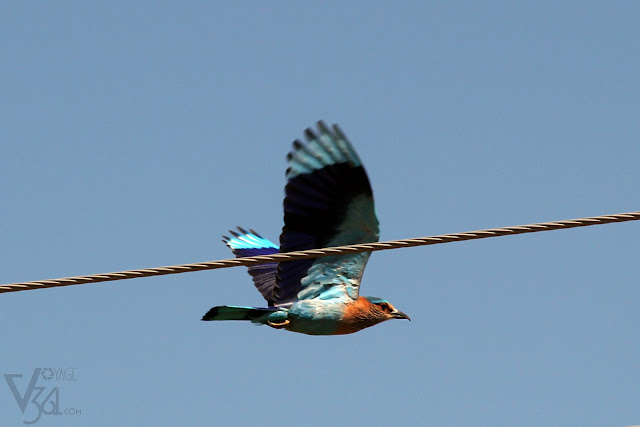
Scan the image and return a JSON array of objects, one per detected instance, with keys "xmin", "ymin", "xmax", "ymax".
[{"xmin": 334, "ymin": 297, "xmax": 387, "ymax": 335}]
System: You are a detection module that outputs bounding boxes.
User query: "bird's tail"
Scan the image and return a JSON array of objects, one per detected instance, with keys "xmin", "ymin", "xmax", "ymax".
[{"xmin": 201, "ymin": 305, "xmax": 278, "ymax": 323}]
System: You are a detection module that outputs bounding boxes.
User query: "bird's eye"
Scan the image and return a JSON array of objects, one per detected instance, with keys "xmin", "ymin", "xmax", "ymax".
[{"xmin": 379, "ymin": 303, "xmax": 389, "ymax": 312}]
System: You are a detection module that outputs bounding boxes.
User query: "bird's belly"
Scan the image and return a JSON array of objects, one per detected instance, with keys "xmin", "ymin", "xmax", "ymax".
[{"xmin": 285, "ymin": 301, "xmax": 346, "ymax": 336}]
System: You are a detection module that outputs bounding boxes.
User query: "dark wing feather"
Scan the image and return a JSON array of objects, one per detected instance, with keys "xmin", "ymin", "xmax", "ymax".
[{"xmin": 273, "ymin": 121, "xmax": 380, "ymax": 304}]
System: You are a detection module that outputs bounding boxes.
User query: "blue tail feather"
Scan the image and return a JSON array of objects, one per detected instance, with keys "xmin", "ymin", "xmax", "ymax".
[{"xmin": 222, "ymin": 227, "xmax": 280, "ymax": 305}]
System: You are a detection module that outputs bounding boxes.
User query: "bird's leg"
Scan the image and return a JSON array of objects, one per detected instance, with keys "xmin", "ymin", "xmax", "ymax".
[
  {"xmin": 266, "ymin": 310, "xmax": 290, "ymax": 329},
  {"xmin": 267, "ymin": 319, "xmax": 290, "ymax": 329}
]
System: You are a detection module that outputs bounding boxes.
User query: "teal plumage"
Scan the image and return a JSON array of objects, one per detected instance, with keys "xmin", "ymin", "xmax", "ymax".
[{"xmin": 202, "ymin": 121, "xmax": 409, "ymax": 335}]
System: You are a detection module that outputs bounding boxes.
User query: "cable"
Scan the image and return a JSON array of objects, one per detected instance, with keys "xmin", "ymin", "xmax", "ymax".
[{"xmin": 1, "ymin": 210, "xmax": 638, "ymax": 294}]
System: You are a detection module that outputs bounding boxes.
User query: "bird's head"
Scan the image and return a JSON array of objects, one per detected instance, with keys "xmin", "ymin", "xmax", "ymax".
[{"xmin": 363, "ymin": 297, "xmax": 411, "ymax": 322}]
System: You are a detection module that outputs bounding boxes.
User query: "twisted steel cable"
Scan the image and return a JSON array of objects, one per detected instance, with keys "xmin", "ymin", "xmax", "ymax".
[{"xmin": 1, "ymin": 211, "xmax": 638, "ymax": 294}]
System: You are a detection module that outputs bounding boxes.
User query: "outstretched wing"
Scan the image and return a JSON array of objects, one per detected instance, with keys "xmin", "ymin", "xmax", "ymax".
[
  {"xmin": 273, "ymin": 121, "xmax": 380, "ymax": 304},
  {"xmin": 223, "ymin": 227, "xmax": 279, "ymax": 305}
]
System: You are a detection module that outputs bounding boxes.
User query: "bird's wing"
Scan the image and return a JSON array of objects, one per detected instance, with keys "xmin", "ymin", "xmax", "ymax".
[
  {"xmin": 223, "ymin": 228, "xmax": 279, "ymax": 305},
  {"xmin": 273, "ymin": 121, "xmax": 380, "ymax": 304}
]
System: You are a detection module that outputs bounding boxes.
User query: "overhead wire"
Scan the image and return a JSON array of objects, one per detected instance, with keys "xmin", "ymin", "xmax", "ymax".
[{"xmin": 1, "ymin": 210, "xmax": 638, "ymax": 294}]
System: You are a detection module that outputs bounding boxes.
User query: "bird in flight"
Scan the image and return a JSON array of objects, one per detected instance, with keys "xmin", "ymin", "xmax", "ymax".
[{"xmin": 202, "ymin": 121, "xmax": 409, "ymax": 335}]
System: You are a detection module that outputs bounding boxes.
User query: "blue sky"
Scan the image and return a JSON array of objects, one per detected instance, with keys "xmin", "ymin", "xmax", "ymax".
[{"xmin": 2, "ymin": 2, "xmax": 639, "ymax": 426}]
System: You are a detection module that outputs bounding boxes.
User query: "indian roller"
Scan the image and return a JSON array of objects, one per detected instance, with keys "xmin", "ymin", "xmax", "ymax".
[{"xmin": 202, "ymin": 121, "xmax": 410, "ymax": 335}]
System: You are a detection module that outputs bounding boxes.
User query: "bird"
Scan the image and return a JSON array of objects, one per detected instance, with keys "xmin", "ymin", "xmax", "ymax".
[{"xmin": 202, "ymin": 121, "xmax": 409, "ymax": 335}]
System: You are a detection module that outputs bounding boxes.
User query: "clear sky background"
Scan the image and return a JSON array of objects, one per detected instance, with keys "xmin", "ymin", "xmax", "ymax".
[{"xmin": 2, "ymin": 2, "xmax": 639, "ymax": 426}]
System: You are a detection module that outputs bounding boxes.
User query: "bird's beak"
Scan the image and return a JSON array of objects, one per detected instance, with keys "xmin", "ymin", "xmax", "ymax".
[{"xmin": 391, "ymin": 310, "xmax": 411, "ymax": 321}]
